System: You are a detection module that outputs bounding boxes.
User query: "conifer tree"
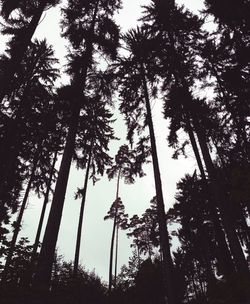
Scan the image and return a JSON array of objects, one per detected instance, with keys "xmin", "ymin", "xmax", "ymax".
[
  {"xmin": 106, "ymin": 144, "xmax": 145, "ymax": 292},
  {"xmin": 33, "ymin": 0, "xmax": 121, "ymax": 290},
  {"xmin": 0, "ymin": 0, "xmax": 60, "ymax": 103},
  {"xmin": 117, "ymin": 27, "xmax": 176, "ymax": 304},
  {"xmin": 73, "ymin": 97, "xmax": 115, "ymax": 278},
  {"xmin": 142, "ymin": 0, "xmax": 249, "ymax": 279}
]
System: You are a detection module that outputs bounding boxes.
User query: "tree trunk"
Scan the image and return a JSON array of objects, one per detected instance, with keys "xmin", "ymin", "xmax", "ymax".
[
  {"xmin": 1, "ymin": 150, "xmax": 39, "ymax": 285},
  {"xmin": 185, "ymin": 118, "xmax": 206, "ymax": 181},
  {"xmin": 108, "ymin": 169, "xmax": 121, "ymax": 293},
  {"xmin": 22, "ymin": 150, "xmax": 58, "ymax": 287},
  {"xmin": 0, "ymin": 2, "xmax": 46, "ymax": 103},
  {"xmin": 73, "ymin": 147, "xmax": 92, "ymax": 278},
  {"xmin": 114, "ymin": 225, "xmax": 119, "ymax": 288},
  {"xmin": 32, "ymin": 151, "xmax": 58, "ymax": 264},
  {"xmin": 192, "ymin": 112, "xmax": 249, "ymax": 277},
  {"xmin": 141, "ymin": 63, "xmax": 176, "ymax": 304},
  {"xmin": 185, "ymin": 111, "xmax": 236, "ymax": 277}
]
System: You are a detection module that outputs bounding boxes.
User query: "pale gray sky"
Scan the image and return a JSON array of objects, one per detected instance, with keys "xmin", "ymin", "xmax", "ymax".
[{"xmin": 2, "ymin": 0, "xmax": 208, "ymax": 282}]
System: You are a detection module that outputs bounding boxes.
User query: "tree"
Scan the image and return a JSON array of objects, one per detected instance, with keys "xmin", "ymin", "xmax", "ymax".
[
  {"xmin": 33, "ymin": 0, "xmax": 121, "ymax": 290},
  {"xmin": 0, "ymin": 39, "xmax": 60, "ymax": 230},
  {"xmin": 127, "ymin": 198, "xmax": 159, "ymax": 261},
  {"xmin": 22, "ymin": 150, "xmax": 58, "ymax": 287},
  {"xmin": 104, "ymin": 197, "xmax": 128, "ymax": 290},
  {"xmin": 106, "ymin": 144, "xmax": 144, "ymax": 292},
  {"xmin": 0, "ymin": 0, "xmax": 60, "ymax": 103},
  {"xmin": 73, "ymin": 97, "xmax": 115, "ymax": 278},
  {"xmin": 142, "ymin": 0, "xmax": 249, "ymax": 279},
  {"xmin": 168, "ymin": 173, "xmax": 218, "ymax": 299},
  {"xmin": 204, "ymin": 0, "xmax": 250, "ymax": 29},
  {"xmin": 168, "ymin": 172, "xmax": 250, "ymax": 303},
  {"xmin": 117, "ymin": 27, "xmax": 176, "ymax": 304},
  {"xmin": 0, "ymin": 237, "xmax": 34, "ymax": 287},
  {"xmin": 0, "ymin": 144, "xmax": 40, "ymax": 285}
]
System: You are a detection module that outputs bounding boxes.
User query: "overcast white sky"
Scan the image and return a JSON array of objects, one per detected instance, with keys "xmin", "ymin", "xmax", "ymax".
[{"xmin": 1, "ymin": 0, "xmax": 209, "ymax": 282}]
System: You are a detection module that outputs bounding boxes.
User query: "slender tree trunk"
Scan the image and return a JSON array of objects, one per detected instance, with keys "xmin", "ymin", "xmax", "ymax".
[
  {"xmin": 108, "ymin": 169, "xmax": 121, "ymax": 293},
  {"xmin": 192, "ymin": 114, "xmax": 249, "ymax": 277},
  {"xmin": 22, "ymin": 150, "xmax": 58, "ymax": 287},
  {"xmin": 114, "ymin": 225, "xmax": 119, "ymax": 288},
  {"xmin": 73, "ymin": 148, "xmax": 92, "ymax": 278},
  {"xmin": 31, "ymin": 151, "xmax": 58, "ymax": 265},
  {"xmin": 0, "ymin": 2, "xmax": 46, "ymax": 103},
  {"xmin": 185, "ymin": 111, "xmax": 236, "ymax": 277},
  {"xmin": 1, "ymin": 151, "xmax": 39, "ymax": 284},
  {"xmin": 141, "ymin": 63, "xmax": 176, "ymax": 304},
  {"xmin": 185, "ymin": 118, "xmax": 206, "ymax": 181}
]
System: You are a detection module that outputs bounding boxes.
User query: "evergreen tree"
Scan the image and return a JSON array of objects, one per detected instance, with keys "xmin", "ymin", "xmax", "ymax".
[
  {"xmin": 33, "ymin": 0, "xmax": 121, "ymax": 290},
  {"xmin": 0, "ymin": 0, "xmax": 60, "ymax": 103},
  {"xmin": 104, "ymin": 197, "xmax": 128, "ymax": 289},
  {"xmin": 106, "ymin": 144, "xmax": 145, "ymax": 292},
  {"xmin": 142, "ymin": 0, "xmax": 249, "ymax": 279},
  {"xmin": 0, "ymin": 39, "xmax": 60, "ymax": 229},
  {"xmin": 117, "ymin": 26, "xmax": 176, "ymax": 304},
  {"xmin": 73, "ymin": 97, "xmax": 115, "ymax": 278}
]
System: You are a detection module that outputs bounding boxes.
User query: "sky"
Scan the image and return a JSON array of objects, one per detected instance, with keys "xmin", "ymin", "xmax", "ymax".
[{"xmin": 1, "ymin": 0, "xmax": 209, "ymax": 282}]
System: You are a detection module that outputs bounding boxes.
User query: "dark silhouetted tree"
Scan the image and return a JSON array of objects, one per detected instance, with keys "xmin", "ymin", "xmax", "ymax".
[
  {"xmin": 33, "ymin": 0, "xmax": 121, "ymax": 290},
  {"xmin": 117, "ymin": 26, "xmax": 176, "ymax": 304}
]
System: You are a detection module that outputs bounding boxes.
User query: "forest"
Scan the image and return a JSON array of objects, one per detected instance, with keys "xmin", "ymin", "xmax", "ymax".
[{"xmin": 0, "ymin": 0, "xmax": 249, "ymax": 303}]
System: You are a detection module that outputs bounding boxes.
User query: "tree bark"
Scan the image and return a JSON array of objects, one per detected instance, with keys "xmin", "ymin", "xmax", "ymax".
[
  {"xmin": 73, "ymin": 147, "xmax": 92, "ymax": 278},
  {"xmin": 141, "ymin": 63, "xmax": 176, "ymax": 304}
]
